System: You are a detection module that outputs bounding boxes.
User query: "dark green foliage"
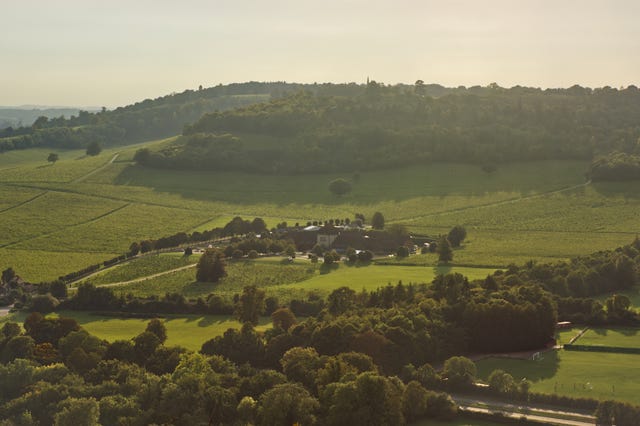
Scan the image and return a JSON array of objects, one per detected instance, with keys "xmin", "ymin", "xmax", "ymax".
[
  {"xmin": 1, "ymin": 267, "xmax": 16, "ymax": 285},
  {"xmin": 371, "ymin": 212, "xmax": 385, "ymax": 230},
  {"xmin": 137, "ymin": 86, "xmax": 640, "ymax": 174},
  {"xmin": 447, "ymin": 225, "xmax": 467, "ymax": 247},
  {"xmin": 235, "ymin": 285, "xmax": 266, "ymax": 325},
  {"xmin": 258, "ymin": 383, "xmax": 319, "ymax": 426},
  {"xmin": 196, "ymin": 248, "xmax": 226, "ymax": 282},
  {"xmin": 47, "ymin": 153, "xmax": 58, "ymax": 163},
  {"xmin": 436, "ymin": 236, "xmax": 453, "ymax": 263},
  {"xmin": 588, "ymin": 151, "xmax": 640, "ymax": 181},
  {"xmin": 396, "ymin": 246, "xmax": 410, "ymax": 258},
  {"xmin": 327, "ymin": 287, "xmax": 356, "ymax": 315},
  {"xmin": 85, "ymin": 141, "xmax": 102, "ymax": 156},
  {"xmin": 29, "ymin": 294, "xmax": 59, "ymax": 314},
  {"xmin": 328, "ymin": 178, "xmax": 352, "ymax": 196},
  {"xmin": 442, "ymin": 356, "xmax": 476, "ymax": 389},
  {"xmin": 321, "ymin": 372, "xmax": 405, "ymax": 426},
  {"xmin": 145, "ymin": 319, "xmax": 167, "ymax": 344}
]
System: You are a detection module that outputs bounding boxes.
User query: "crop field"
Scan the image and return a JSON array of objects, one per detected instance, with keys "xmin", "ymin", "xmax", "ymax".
[
  {"xmin": 476, "ymin": 350, "xmax": 640, "ymax": 403},
  {"xmin": 1, "ymin": 141, "xmax": 639, "ymax": 283},
  {"xmin": 0, "ymin": 310, "xmax": 271, "ymax": 351},
  {"xmin": 79, "ymin": 253, "xmax": 198, "ymax": 285},
  {"xmin": 573, "ymin": 327, "xmax": 640, "ymax": 348}
]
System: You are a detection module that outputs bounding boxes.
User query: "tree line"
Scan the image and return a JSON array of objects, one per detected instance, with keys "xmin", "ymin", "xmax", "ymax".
[{"xmin": 134, "ymin": 83, "xmax": 640, "ymax": 174}]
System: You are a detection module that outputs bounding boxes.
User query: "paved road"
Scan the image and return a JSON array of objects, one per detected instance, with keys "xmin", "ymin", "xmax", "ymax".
[{"xmin": 452, "ymin": 395, "xmax": 596, "ymax": 426}]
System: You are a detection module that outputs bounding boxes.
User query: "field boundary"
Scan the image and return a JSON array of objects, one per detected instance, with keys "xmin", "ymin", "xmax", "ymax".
[
  {"xmin": 564, "ymin": 344, "xmax": 640, "ymax": 355},
  {"xmin": 0, "ymin": 190, "xmax": 48, "ymax": 214}
]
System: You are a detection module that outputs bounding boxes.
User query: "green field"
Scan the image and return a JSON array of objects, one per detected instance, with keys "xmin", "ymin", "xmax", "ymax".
[
  {"xmin": 1, "ymin": 142, "xmax": 639, "ymax": 282},
  {"xmin": 103, "ymin": 256, "xmax": 496, "ymax": 301},
  {"xmin": 0, "ymin": 310, "xmax": 271, "ymax": 352},
  {"xmin": 77, "ymin": 252, "xmax": 198, "ymax": 286},
  {"xmin": 476, "ymin": 350, "xmax": 640, "ymax": 403},
  {"xmin": 574, "ymin": 328, "xmax": 640, "ymax": 348}
]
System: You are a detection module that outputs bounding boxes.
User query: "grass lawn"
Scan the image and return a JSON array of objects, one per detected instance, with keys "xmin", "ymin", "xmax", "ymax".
[
  {"xmin": 574, "ymin": 327, "xmax": 640, "ymax": 348},
  {"xmin": 476, "ymin": 349, "xmax": 640, "ymax": 404},
  {"xmin": 555, "ymin": 327, "xmax": 584, "ymax": 345}
]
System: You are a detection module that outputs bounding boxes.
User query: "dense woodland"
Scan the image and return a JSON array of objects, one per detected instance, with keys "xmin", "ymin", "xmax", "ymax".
[
  {"xmin": 134, "ymin": 83, "xmax": 640, "ymax": 174},
  {"xmin": 2, "ymin": 229, "xmax": 640, "ymax": 423}
]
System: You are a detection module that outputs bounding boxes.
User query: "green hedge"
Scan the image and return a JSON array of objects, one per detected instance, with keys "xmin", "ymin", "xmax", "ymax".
[{"xmin": 564, "ymin": 344, "xmax": 640, "ymax": 354}]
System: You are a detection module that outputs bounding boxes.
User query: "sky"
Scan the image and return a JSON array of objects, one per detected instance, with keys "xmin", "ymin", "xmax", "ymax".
[{"xmin": 1, "ymin": 0, "xmax": 639, "ymax": 108}]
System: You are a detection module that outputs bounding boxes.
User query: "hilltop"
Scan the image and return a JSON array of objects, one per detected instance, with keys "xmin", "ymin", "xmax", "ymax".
[{"xmin": 134, "ymin": 83, "xmax": 640, "ymax": 174}]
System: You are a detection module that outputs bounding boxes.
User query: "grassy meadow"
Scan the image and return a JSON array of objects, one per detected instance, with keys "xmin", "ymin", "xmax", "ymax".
[
  {"xmin": 476, "ymin": 350, "xmax": 640, "ymax": 404},
  {"xmin": 574, "ymin": 327, "xmax": 640, "ymax": 348},
  {"xmin": 0, "ymin": 310, "xmax": 271, "ymax": 351},
  {"xmin": 1, "ymin": 141, "xmax": 639, "ymax": 283}
]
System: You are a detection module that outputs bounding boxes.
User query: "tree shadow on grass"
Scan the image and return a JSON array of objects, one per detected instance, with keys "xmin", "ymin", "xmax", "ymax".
[
  {"xmin": 618, "ymin": 328, "xmax": 639, "ymax": 337},
  {"xmin": 487, "ymin": 350, "xmax": 561, "ymax": 383}
]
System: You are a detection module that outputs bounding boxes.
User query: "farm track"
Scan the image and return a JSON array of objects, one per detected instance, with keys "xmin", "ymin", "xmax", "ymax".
[
  {"xmin": 0, "ymin": 190, "xmax": 48, "ymax": 214},
  {"xmin": 71, "ymin": 153, "xmax": 120, "ymax": 183},
  {"xmin": 0, "ymin": 203, "xmax": 132, "ymax": 249},
  {"xmin": 90, "ymin": 263, "xmax": 197, "ymax": 288}
]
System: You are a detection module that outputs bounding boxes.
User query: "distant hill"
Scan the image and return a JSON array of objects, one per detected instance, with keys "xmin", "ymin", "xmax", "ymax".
[
  {"xmin": 0, "ymin": 81, "xmax": 463, "ymax": 154},
  {"xmin": 0, "ymin": 107, "xmax": 96, "ymax": 129},
  {"xmin": 133, "ymin": 83, "xmax": 640, "ymax": 174}
]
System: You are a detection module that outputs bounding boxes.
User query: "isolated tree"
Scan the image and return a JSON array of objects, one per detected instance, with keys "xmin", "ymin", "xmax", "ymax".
[
  {"xmin": 235, "ymin": 285, "xmax": 266, "ymax": 325},
  {"xmin": 371, "ymin": 212, "xmax": 385, "ymax": 229},
  {"xmin": 447, "ymin": 225, "xmax": 467, "ymax": 247},
  {"xmin": 47, "ymin": 153, "xmax": 59, "ymax": 164},
  {"xmin": 86, "ymin": 141, "xmax": 102, "ymax": 156},
  {"xmin": 196, "ymin": 248, "xmax": 227, "ymax": 282},
  {"xmin": 328, "ymin": 178, "xmax": 352, "ymax": 196},
  {"xmin": 437, "ymin": 236, "xmax": 453, "ymax": 263}
]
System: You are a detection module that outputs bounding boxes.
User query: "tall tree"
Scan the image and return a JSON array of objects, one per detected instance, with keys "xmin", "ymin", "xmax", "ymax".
[
  {"xmin": 447, "ymin": 225, "xmax": 467, "ymax": 247},
  {"xmin": 437, "ymin": 236, "xmax": 453, "ymax": 263},
  {"xmin": 371, "ymin": 212, "xmax": 385, "ymax": 229},
  {"xmin": 235, "ymin": 285, "xmax": 266, "ymax": 325},
  {"xmin": 196, "ymin": 249, "xmax": 226, "ymax": 282},
  {"xmin": 86, "ymin": 141, "xmax": 102, "ymax": 156},
  {"xmin": 47, "ymin": 153, "xmax": 59, "ymax": 164}
]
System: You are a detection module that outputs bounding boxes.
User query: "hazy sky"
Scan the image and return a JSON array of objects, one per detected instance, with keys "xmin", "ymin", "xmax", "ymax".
[{"xmin": 2, "ymin": 0, "xmax": 639, "ymax": 107}]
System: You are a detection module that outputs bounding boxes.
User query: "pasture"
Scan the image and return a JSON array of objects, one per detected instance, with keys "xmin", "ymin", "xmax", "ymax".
[
  {"xmin": 1, "ymin": 140, "xmax": 639, "ymax": 283},
  {"xmin": 476, "ymin": 350, "xmax": 640, "ymax": 403}
]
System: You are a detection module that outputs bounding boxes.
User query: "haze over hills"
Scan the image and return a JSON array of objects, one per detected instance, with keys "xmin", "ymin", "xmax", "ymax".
[{"xmin": 0, "ymin": 107, "xmax": 100, "ymax": 129}]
